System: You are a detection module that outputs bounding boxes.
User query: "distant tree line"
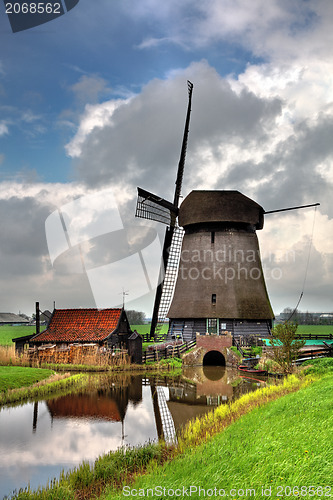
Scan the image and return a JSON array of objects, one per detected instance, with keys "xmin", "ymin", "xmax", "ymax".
[
  {"xmin": 125, "ymin": 310, "xmax": 146, "ymax": 325},
  {"xmin": 279, "ymin": 308, "xmax": 333, "ymax": 325}
]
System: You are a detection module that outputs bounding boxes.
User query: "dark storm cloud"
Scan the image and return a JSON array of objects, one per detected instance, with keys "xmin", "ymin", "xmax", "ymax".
[
  {"xmin": 0, "ymin": 196, "xmax": 49, "ymax": 271},
  {"xmin": 70, "ymin": 61, "xmax": 282, "ymax": 202},
  {"xmin": 223, "ymin": 113, "xmax": 333, "ymax": 217}
]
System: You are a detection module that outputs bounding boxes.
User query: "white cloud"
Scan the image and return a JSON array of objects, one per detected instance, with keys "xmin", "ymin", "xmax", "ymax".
[
  {"xmin": 0, "ymin": 121, "xmax": 8, "ymax": 136},
  {"xmin": 65, "ymin": 98, "xmax": 131, "ymax": 158},
  {"xmin": 69, "ymin": 74, "xmax": 112, "ymax": 104},
  {"xmin": 132, "ymin": 0, "xmax": 333, "ymax": 64}
]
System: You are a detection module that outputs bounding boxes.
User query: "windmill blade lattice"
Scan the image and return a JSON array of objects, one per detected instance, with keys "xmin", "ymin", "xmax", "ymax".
[
  {"xmin": 154, "ymin": 225, "xmax": 184, "ymax": 334},
  {"xmin": 135, "ymin": 187, "xmax": 177, "ymax": 226}
]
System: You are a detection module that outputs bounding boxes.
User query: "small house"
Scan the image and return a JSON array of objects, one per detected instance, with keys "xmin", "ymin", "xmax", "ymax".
[
  {"xmin": 0, "ymin": 312, "xmax": 29, "ymax": 326},
  {"xmin": 30, "ymin": 307, "xmax": 131, "ymax": 349}
]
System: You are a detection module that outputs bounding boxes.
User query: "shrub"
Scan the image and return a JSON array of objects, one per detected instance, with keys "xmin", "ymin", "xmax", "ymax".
[{"xmin": 269, "ymin": 322, "xmax": 305, "ymax": 373}]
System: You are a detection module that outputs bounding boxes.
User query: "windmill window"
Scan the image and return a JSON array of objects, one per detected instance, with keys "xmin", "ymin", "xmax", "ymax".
[
  {"xmin": 211, "ymin": 231, "xmax": 215, "ymax": 244},
  {"xmin": 212, "ymin": 294, "xmax": 216, "ymax": 304}
]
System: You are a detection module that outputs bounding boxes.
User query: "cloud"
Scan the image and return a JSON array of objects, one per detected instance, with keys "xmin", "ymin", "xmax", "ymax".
[
  {"xmin": 66, "ymin": 61, "xmax": 282, "ymax": 199},
  {"xmin": 69, "ymin": 74, "xmax": 112, "ymax": 104},
  {"xmin": 0, "ymin": 182, "xmax": 95, "ymax": 313},
  {"xmin": 0, "ymin": 121, "xmax": 9, "ymax": 136},
  {"xmin": 2, "ymin": 1, "xmax": 333, "ymax": 316},
  {"xmin": 62, "ymin": 57, "xmax": 333, "ymax": 314},
  {"xmin": 65, "ymin": 98, "xmax": 130, "ymax": 158},
  {"xmin": 0, "ymin": 181, "xmax": 162, "ymax": 315},
  {"xmin": 131, "ymin": 0, "xmax": 332, "ymax": 63}
]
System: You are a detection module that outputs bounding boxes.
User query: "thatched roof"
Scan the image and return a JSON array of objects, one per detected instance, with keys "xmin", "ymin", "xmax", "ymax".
[
  {"xmin": 179, "ymin": 190, "xmax": 264, "ymax": 229},
  {"xmin": 0, "ymin": 312, "xmax": 29, "ymax": 324}
]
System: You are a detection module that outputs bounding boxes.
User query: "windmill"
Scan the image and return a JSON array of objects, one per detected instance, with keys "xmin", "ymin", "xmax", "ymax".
[
  {"xmin": 135, "ymin": 81, "xmax": 193, "ymax": 338},
  {"xmin": 166, "ymin": 191, "xmax": 319, "ymax": 342},
  {"xmin": 136, "ymin": 81, "xmax": 319, "ymax": 341}
]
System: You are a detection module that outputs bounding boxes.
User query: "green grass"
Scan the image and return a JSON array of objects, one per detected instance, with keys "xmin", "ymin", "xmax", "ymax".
[
  {"xmin": 0, "ymin": 369, "xmax": 92, "ymax": 406},
  {"xmin": 0, "ymin": 325, "xmax": 45, "ymax": 346},
  {"xmin": 105, "ymin": 373, "xmax": 333, "ymax": 499},
  {"xmin": 130, "ymin": 324, "xmax": 169, "ymax": 336},
  {"xmin": 0, "ymin": 365, "xmax": 54, "ymax": 391},
  {"xmin": 303, "ymin": 357, "xmax": 333, "ymax": 375},
  {"xmin": 296, "ymin": 324, "xmax": 333, "ymax": 335}
]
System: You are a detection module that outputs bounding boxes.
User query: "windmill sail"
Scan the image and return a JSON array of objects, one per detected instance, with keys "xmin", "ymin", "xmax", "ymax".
[
  {"xmin": 135, "ymin": 188, "xmax": 178, "ymax": 225},
  {"xmin": 154, "ymin": 225, "xmax": 184, "ymax": 334},
  {"xmin": 135, "ymin": 81, "xmax": 193, "ymax": 338}
]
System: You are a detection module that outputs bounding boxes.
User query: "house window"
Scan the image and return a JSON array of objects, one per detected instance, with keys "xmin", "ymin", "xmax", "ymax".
[
  {"xmin": 212, "ymin": 293, "xmax": 216, "ymax": 305},
  {"xmin": 220, "ymin": 322, "xmax": 227, "ymax": 330},
  {"xmin": 211, "ymin": 231, "xmax": 215, "ymax": 244},
  {"xmin": 207, "ymin": 318, "xmax": 218, "ymax": 334}
]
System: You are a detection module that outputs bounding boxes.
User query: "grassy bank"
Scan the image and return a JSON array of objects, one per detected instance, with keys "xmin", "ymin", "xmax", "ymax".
[
  {"xmin": 11, "ymin": 365, "xmax": 329, "ymax": 500},
  {"xmin": 0, "ymin": 365, "xmax": 54, "ymax": 391},
  {"xmin": 107, "ymin": 371, "xmax": 332, "ymax": 500},
  {"xmin": 0, "ymin": 366, "xmax": 91, "ymax": 406}
]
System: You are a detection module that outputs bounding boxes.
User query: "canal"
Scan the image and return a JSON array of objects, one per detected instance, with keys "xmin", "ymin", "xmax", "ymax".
[{"xmin": 0, "ymin": 366, "xmax": 268, "ymax": 499}]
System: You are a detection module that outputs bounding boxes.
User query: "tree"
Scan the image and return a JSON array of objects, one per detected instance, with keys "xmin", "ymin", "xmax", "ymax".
[
  {"xmin": 269, "ymin": 322, "xmax": 305, "ymax": 374},
  {"xmin": 125, "ymin": 310, "xmax": 146, "ymax": 325}
]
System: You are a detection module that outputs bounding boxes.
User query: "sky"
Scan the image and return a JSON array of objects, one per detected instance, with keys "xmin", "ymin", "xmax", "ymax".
[{"xmin": 0, "ymin": 0, "xmax": 333, "ymax": 318}]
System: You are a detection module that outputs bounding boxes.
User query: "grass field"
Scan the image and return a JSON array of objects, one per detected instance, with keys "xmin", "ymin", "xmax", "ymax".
[
  {"xmin": 0, "ymin": 325, "xmax": 45, "ymax": 346},
  {"xmin": 130, "ymin": 324, "xmax": 169, "ymax": 336},
  {"xmin": 296, "ymin": 324, "xmax": 333, "ymax": 335},
  {"xmin": 0, "ymin": 365, "xmax": 54, "ymax": 392}
]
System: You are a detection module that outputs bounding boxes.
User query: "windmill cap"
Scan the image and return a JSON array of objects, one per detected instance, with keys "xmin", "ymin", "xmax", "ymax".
[{"xmin": 178, "ymin": 190, "xmax": 264, "ymax": 229}]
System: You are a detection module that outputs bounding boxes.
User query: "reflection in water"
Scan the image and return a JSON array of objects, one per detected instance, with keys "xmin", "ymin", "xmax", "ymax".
[{"xmin": 0, "ymin": 367, "xmax": 267, "ymax": 499}]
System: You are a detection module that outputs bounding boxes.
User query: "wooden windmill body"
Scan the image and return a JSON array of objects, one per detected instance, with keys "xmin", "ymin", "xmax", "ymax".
[{"xmin": 167, "ymin": 190, "xmax": 274, "ymax": 341}]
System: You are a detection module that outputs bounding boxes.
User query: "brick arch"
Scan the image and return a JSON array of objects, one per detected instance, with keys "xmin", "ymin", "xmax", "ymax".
[{"xmin": 203, "ymin": 350, "xmax": 226, "ymax": 366}]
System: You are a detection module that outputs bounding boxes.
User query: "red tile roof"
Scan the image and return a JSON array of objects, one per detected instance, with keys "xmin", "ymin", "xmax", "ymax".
[{"xmin": 32, "ymin": 308, "xmax": 123, "ymax": 344}]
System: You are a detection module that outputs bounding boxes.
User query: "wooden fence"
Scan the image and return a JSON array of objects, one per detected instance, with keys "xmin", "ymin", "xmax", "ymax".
[
  {"xmin": 295, "ymin": 333, "xmax": 333, "ymax": 340},
  {"xmin": 142, "ymin": 339, "xmax": 196, "ymax": 363},
  {"xmin": 141, "ymin": 333, "xmax": 167, "ymax": 343}
]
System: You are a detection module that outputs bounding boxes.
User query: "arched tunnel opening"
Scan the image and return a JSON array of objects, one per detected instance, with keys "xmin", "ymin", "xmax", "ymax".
[{"xmin": 202, "ymin": 350, "xmax": 226, "ymax": 366}]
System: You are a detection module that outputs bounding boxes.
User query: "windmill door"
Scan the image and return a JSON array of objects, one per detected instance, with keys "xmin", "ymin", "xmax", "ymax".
[{"xmin": 207, "ymin": 318, "xmax": 218, "ymax": 334}]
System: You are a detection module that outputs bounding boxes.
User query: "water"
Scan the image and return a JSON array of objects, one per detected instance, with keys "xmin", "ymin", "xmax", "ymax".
[{"xmin": 0, "ymin": 367, "xmax": 267, "ymax": 498}]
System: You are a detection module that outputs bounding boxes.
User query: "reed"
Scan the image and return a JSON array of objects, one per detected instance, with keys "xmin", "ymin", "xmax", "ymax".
[
  {"xmin": 0, "ymin": 345, "xmax": 30, "ymax": 366},
  {"xmin": 0, "ymin": 345, "xmax": 131, "ymax": 370}
]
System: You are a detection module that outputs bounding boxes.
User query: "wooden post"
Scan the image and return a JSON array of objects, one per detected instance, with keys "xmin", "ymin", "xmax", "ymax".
[{"xmin": 35, "ymin": 302, "xmax": 40, "ymax": 336}]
